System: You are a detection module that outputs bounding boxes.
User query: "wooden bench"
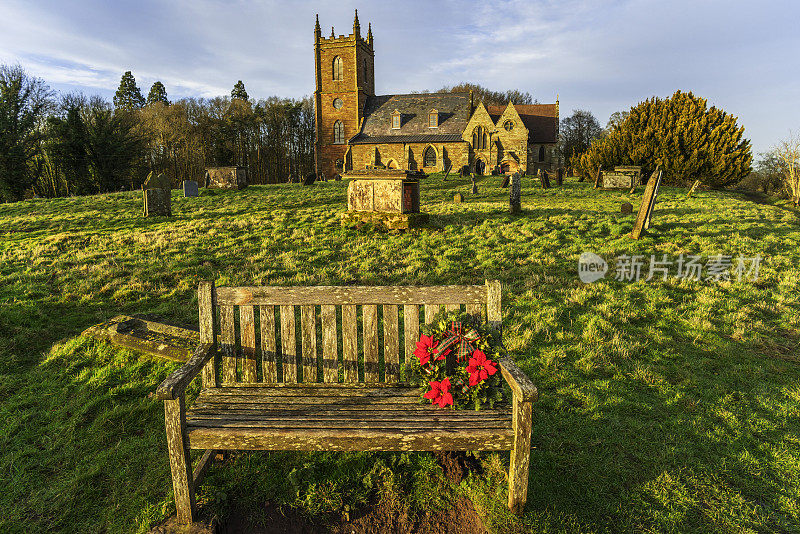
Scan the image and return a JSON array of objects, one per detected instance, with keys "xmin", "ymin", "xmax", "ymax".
[{"xmin": 156, "ymin": 280, "xmax": 538, "ymax": 524}]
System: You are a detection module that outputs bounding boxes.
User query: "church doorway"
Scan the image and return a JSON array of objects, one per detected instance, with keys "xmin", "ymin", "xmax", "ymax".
[{"xmin": 474, "ymin": 158, "xmax": 485, "ymax": 175}]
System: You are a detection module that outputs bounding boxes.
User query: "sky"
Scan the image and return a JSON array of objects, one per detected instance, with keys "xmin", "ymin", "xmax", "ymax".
[{"xmin": 0, "ymin": 0, "xmax": 798, "ymax": 155}]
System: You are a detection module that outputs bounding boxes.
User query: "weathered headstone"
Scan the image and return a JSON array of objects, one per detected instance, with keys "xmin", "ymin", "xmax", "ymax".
[
  {"xmin": 143, "ymin": 172, "xmax": 171, "ymax": 216},
  {"xmin": 556, "ymin": 168, "xmax": 564, "ymax": 186},
  {"xmin": 602, "ymin": 172, "xmax": 634, "ymax": 189},
  {"xmin": 687, "ymin": 179, "xmax": 700, "ymax": 198},
  {"xmin": 509, "ymin": 172, "xmax": 521, "ymax": 214},
  {"xmin": 341, "ymin": 169, "xmax": 427, "ymax": 230},
  {"xmin": 621, "ymin": 202, "xmax": 633, "ymax": 214},
  {"xmin": 205, "ymin": 166, "xmax": 247, "ymax": 189},
  {"xmin": 541, "ymin": 170, "xmax": 551, "ymax": 189},
  {"xmin": 471, "ymin": 175, "xmax": 478, "ymax": 194},
  {"xmin": 144, "ymin": 188, "xmax": 171, "ymax": 217},
  {"xmin": 182, "ymin": 180, "xmax": 199, "ymax": 197},
  {"xmin": 303, "ymin": 172, "xmax": 317, "ymax": 186},
  {"xmin": 630, "ymin": 168, "xmax": 662, "ymax": 239},
  {"xmin": 593, "ymin": 167, "xmax": 603, "ymax": 189},
  {"xmin": 501, "ymin": 175, "xmax": 510, "ymax": 188},
  {"xmin": 453, "ymin": 193, "xmax": 464, "ymax": 203}
]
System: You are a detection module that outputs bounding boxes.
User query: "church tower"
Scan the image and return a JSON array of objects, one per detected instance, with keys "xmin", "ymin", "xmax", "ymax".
[{"xmin": 314, "ymin": 10, "xmax": 375, "ymax": 178}]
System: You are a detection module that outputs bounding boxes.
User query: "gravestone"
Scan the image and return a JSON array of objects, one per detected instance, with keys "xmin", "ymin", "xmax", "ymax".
[
  {"xmin": 144, "ymin": 188, "xmax": 171, "ymax": 217},
  {"xmin": 453, "ymin": 193, "xmax": 464, "ymax": 203},
  {"xmin": 602, "ymin": 172, "xmax": 634, "ymax": 189},
  {"xmin": 303, "ymin": 172, "xmax": 317, "ymax": 186},
  {"xmin": 471, "ymin": 175, "xmax": 478, "ymax": 194},
  {"xmin": 541, "ymin": 170, "xmax": 551, "ymax": 189},
  {"xmin": 621, "ymin": 202, "xmax": 633, "ymax": 214},
  {"xmin": 341, "ymin": 169, "xmax": 427, "ymax": 230},
  {"xmin": 593, "ymin": 167, "xmax": 603, "ymax": 189},
  {"xmin": 143, "ymin": 172, "xmax": 171, "ymax": 216},
  {"xmin": 509, "ymin": 172, "xmax": 521, "ymax": 214},
  {"xmin": 182, "ymin": 180, "xmax": 199, "ymax": 197},
  {"xmin": 630, "ymin": 168, "xmax": 662, "ymax": 239},
  {"xmin": 205, "ymin": 166, "xmax": 247, "ymax": 189},
  {"xmin": 556, "ymin": 168, "xmax": 564, "ymax": 186},
  {"xmin": 687, "ymin": 179, "xmax": 700, "ymax": 198},
  {"xmin": 501, "ymin": 175, "xmax": 510, "ymax": 188}
]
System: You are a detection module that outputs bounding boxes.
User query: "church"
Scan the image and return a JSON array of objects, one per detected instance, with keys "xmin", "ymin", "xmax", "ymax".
[{"xmin": 313, "ymin": 11, "xmax": 560, "ymax": 179}]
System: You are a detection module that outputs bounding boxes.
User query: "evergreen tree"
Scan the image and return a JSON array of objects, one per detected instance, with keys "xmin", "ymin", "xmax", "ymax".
[
  {"xmin": 147, "ymin": 81, "xmax": 169, "ymax": 106},
  {"xmin": 559, "ymin": 109, "xmax": 603, "ymax": 167},
  {"xmin": 113, "ymin": 71, "xmax": 145, "ymax": 110},
  {"xmin": 576, "ymin": 91, "xmax": 752, "ymax": 187},
  {"xmin": 0, "ymin": 65, "xmax": 52, "ymax": 202},
  {"xmin": 47, "ymin": 96, "xmax": 91, "ymax": 195},
  {"xmin": 231, "ymin": 80, "xmax": 248, "ymax": 101},
  {"xmin": 84, "ymin": 99, "xmax": 146, "ymax": 191}
]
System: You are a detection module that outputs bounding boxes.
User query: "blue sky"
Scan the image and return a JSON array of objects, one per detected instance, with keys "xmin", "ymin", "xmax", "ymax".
[{"xmin": 1, "ymin": 0, "xmax": 797, "ymax": 154}]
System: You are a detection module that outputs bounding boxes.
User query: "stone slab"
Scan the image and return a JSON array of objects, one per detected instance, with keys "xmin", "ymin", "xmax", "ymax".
[
  {"xmin": 602, "ymin": 172, "xmax": 634, "ymax": 189},
  {"xmin": 144, "ymin": 188, "xmax": 172, "ymax": 216},
  {"xmin": 183, "ymin": 180, "xmax": 199, "ymax": 197},
  {"xmin": 83, "ymin": 315, "xmax": 200, "ymax": 362}
]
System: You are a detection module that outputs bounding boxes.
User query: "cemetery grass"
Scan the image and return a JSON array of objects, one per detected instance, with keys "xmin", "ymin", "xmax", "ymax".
[{"xmin": 1, "ymin": 174, "xmax": 799, "ymax": 533}]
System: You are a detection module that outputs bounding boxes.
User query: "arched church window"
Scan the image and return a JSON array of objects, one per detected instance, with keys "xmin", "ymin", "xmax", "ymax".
[
  {"xmin": 473, "ymin": 126, "xmax": 487, "ymax": 150},
  {"xmin": 423, "ymin": 146, "xmax": 437, "ymax": 167},
  {"xmin": 539, "ymin": 145, "xmax": 545, "ymax": 162},
  {"xmin": 333, "ymin": 120, "xmax": 344, "ymax": 144},
  {"xmin": 332, "ymin": 56, "xmax": 343, "ymax": 81}
]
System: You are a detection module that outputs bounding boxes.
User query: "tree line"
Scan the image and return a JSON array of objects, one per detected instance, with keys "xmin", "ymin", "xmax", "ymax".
[{"xmin": 0, "ymin": 66, "xmax": 314, "ymax": 201}]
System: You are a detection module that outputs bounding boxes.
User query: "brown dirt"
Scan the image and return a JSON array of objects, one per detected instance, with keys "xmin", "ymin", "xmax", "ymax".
[{"xmin": 217, "ymin": 495, "xmax": 487, "ymax": 534}]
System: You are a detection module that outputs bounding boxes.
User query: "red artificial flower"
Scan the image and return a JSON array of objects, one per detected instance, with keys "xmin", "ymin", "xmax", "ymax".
[
  {"xmin": 414, "ymin": 334, "xmax": 449, "ymax": 365},
  {"xmin": 466, "ymin": 350, "xmax": 498, "ymax": 386},
  {"xmin": 423, "ymin": 378, "xmax": 454, "ymax": 408}
]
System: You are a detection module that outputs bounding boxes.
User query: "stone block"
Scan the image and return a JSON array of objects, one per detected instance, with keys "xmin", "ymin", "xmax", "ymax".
[
  {"xmin": 144, "ymin": 188, "xmax": 171, "ymax": 216},
  {"xmin": 182, "ymin": 180, "xmax": 199, "ymax": 197},
  {"xmin": 621, "ymin": 202, "xmax": 633, "ymax": 214},
  {"xmin": 205, "ymin": 166, "xmax": 247, "ymax": 189},
  {"xmin": 602, "ymin": 172, "xmax": 633, "ymax": 189}
]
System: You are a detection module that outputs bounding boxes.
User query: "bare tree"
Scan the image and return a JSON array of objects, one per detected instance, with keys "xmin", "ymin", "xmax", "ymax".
[{"xmin": 775, "ymin": 132, "xmax": 800, "ymax": 205}]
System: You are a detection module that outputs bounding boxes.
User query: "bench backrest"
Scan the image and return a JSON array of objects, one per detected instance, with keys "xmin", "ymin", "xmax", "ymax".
[{"xmin": 198, "ymin": 280, "xmax": 501, "ymax": 386}]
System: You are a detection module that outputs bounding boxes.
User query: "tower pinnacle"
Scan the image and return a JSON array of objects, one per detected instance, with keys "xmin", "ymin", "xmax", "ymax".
[
  {"xmin": 353, "ymin": 9, "xmax": 361, "ymax": 37},
  {"xmin": 367, "ymin": 22, "xmax": 373, "ymax": 44}
]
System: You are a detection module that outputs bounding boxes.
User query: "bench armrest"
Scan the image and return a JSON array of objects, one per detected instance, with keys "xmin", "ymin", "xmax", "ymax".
[
  {"xmin": 156, "ymin": 343, "xmax": 215, "ymax": 400},
  {"xmin": 498, "ymin": 356, "xmax": 538, "ymax": 403}
]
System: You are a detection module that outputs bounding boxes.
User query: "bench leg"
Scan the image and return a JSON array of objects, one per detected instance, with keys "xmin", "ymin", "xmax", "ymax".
[
  {"xmin": 508, "ymin": 398, "xmax": 533, "ymax": 514},
  {"xmin": 165, "ymin": 396, "xmax": 197, "ymax": 524}
]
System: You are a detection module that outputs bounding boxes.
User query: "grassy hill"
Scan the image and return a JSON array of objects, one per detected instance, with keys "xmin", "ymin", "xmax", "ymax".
[{"xmin": 1, "ymin": 174, "xmax": 799, "ymax": 533}]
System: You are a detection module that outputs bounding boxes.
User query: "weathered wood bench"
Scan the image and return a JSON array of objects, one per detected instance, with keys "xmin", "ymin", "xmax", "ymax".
[{"xmin": 156, "ymin": 280, "xmax": 538, "ymax": 524}]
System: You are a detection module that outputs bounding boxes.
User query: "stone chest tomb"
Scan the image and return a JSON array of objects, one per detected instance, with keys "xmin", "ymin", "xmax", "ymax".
[
  {"xmin": 204, "ymin": 166, "xmax": 248, "ymax": 190},
  {"xmin": 341, "ymin": 169, "xmax": 427, "ymax": 229}
]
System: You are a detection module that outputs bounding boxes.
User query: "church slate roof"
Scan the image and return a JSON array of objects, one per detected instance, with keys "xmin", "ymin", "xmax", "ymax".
[
  {"xmin": 349, "ymin": 92, "xmax": 471, "ymax": 145},
  {"xmin": 487, "ymin": 104, "xmax": 559, "ymax": 144}
]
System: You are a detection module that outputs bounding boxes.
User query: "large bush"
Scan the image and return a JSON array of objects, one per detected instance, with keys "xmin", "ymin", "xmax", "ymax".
[{"xmin": 577, "ymin": 91, "xmax": 752, "ymax": 187}]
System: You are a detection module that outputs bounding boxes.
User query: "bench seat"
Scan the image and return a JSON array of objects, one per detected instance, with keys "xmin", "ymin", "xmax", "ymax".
[{"xmin": 185, "ymin": 385, "xmax": 514, "ymax": 451}]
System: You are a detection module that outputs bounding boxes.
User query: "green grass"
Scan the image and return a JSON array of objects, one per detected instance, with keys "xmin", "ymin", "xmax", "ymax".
[{"xmin": 1, "ymin": 174, "xmax": 799, "ymax": 533}]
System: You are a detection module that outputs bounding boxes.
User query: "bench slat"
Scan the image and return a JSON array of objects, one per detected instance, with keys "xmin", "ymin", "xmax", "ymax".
[
  {"xmin": 466, "ymin": 303, "xmax": 482, "ymax": 321},
  {"xmin": 383, "ymin": 305, "xmax": 399, "ymax": 382},
  {"xmin": 260, "ymin": 305, "xmax": 277, "ymax": 383},
  {"xmin": 301, "ymin": 305, "xmax": 317, "ymax": 382},
  {"xmin": 187, "ymin": 418, "xmax": 510, "ymax": 429},
  {"xmin": 280, "ymin": 305, "xmax": 297, "ymax": 383},
  {"xmin": 216, "ymin": 285, "xmax": 488, "ymax": 306},
  {"xmin": 186, "ymin": 428, "xmax": 513, "ymax": 451},
  {"xmin": 240, "ymin": 305, "xmax": 257, "ymax": 383},
  {"xmin": 403, "ymin": 305, "xmax": 419, "ymax": 379},
  {"xmin": 424, "ymin": 304, "xmax": 438, "ymax": 325},
  {"xmin": 363, "ymin": 305, "xmax": 378, "ymax": 382},
  {"xmin": 342, "ymin": 305, "xmax": 358, "ymax": 382},
  {"xmin": 321, "ymin": 305, "xmax": 338, "ymax": 383},
  {"xmin": 220, "ymin": 305, "xmax": 236, "ymax": 385},
  {"xmin": 445, "ymin": 304, "xmax": 460, "ymax": 314}
]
